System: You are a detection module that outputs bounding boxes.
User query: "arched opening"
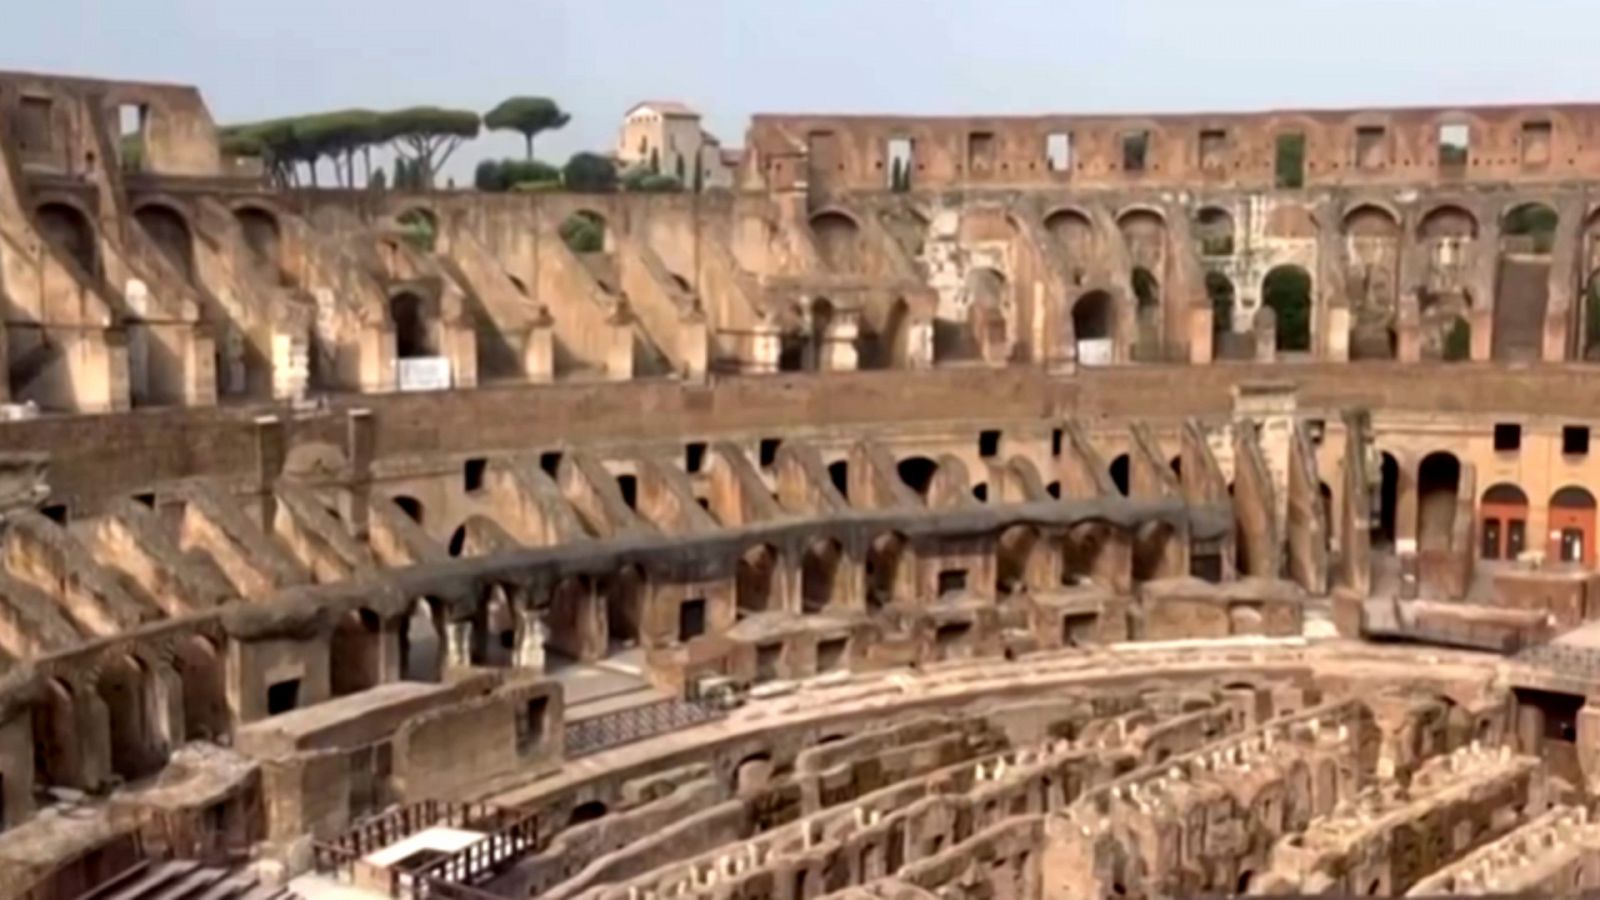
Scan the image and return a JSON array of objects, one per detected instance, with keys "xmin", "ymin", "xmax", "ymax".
[
  {"xmin": 1496, "ymin": 203, "xmax": 1559, "ymax": 361},
  {"xmin": 801, "ymin": 538, "xmax": 843, "ymax": 613},
  {"xmin": 134, "ymin": 203, "xmax": 195, "ymax": 280},
  {"xmin": 1134, "ymin": 521, "xmax": 1177, "ymax": 582},
  {"xmin": 1195, "ymin": 206, "xmax": 1235, "ymax": 257},
  {"xmin": 1044, "ymin": 208, "xmax": 1096, "ymax": 271},
  {"xmin": 477, "ymin": 585, "xmax": 516, "ymax": 667},
  {"xmin": 397, "ymin": 208, "xmax": 438, "ymax": 253},
  {"xmin": 1263, "ymin": 265, "xmax": 1313, "ymax": 353},
  {"xmin": 568, "ymin": 800, "xmax": 607, "ymax": 826},
  {"xmin": 559, "ymin": 210, "xmax": 607, "ymax": 254},
  {"xmin": 737, "ymin": 544, "xmax": 779, "ymax": 615},
  {"xmin": 392, "ymin": 495, "xmax": 424, "ymax": 525},
  {"xmin": 1550, "ymin": 486, "xmax": 1597, "ymax": 566},
  {"xmin": 997, "ymin": 525, "xmax": 1040, "ymax": 595},
  {"xmin": 36, "ymin": 202, "xmax": 98, "ymax": 277},
  {"xmin": 32, "ymin": 679, "xmax": 82, "ymax": 789},
  {"xmin": 865, "ymin": 531, "xmax": 908, "ymax": 611},
  {"xmin": 828, "ymin": 460, "xmax": 850, "ymax": 500},
  {"xmin": 1206, "ymin": 271, "xmax": 1236, "ymax": 338},
  {"xmin": 234, "ymin": 206, "xmax": 283, "ymax": 274},
  {"xmin": 1343, "ymin": 205, "xmax": 1401, "ymax": 360},
  {"xmin": 606, "ymin": 565, "xmax": 645, "ymax": 651},
  {"xmin": 1480, "ymin": 483, "xmax": 1529, "ymax": 561},
  {"xmin": 172, "ymin": 636, "xmax": 227, "ymax": 742},
  {"xmin": 400, "ymin": 599, "xmax": 443, "ymax": 682},
  {"xmin": 810, "ymin": 211, "xmax": 861, "ymax": 272},
  {"xmin": 1375, "ymin": 452, "xmax": 1400, "ymax": 548},
  {"xmin": 448, "ymin": 524, "xmax": 467, "ymax": 557},
  {"xmin": 1116, "ymin": 209, "xmax": 1166, "ymax": 271},
  {"xmin": 1072, "ymin": 290, "xmax": 1114, "ymax": 366},
  {"xmin": 331, "ymin": 608, "xmax": 384, "ymax": 696},
  {"xmin": 1109, "ymin": 454, "xmax": 1131, "ymax": 497},
  {"xmin": 390, "ymin": 291, "xmax": 433, "ymax": 358},
  {"xmin": 807, "ymin": 297, "xmax": 835, "ymax": 370},
  {"xmin": 1319, "ymin": 481, "xmax": 1335, "ymax": 547},
  {"xmin": 897, "ymin": 456, "xmax": 939, "ymax": 499},
  {"xmin": 99, "ymin": 654, "xmax": 157, "ymax": 781},
  {"xmin": 1417, "ymin": 452, "xmax": 1462, "ymax": 551}
]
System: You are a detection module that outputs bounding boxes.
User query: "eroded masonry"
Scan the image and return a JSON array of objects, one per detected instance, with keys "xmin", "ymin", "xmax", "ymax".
[{"xmin": 7, "ymin": 71, "xmax": 1600, "ymax": 899}]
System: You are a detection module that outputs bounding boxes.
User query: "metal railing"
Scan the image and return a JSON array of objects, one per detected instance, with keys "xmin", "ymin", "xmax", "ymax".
[
  {"xmin": 563, "ymin": 697, "xmax": 723, "ymax": 758},
  {"xmin": 411, "ymin": 808, "xmax": 540, "ymax": 899},
  {"xmin": 310, "ymin": 800, "xmax": 517, "ymax": 885},
  {"xmin": 1516, "ymin": 643, "xmax": 1600, "ymax": 679}
]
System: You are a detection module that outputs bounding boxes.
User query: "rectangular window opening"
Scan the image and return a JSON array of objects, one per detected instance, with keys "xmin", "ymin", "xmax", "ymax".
[
  {"xmin": 1522, "ymin": 121, "xmax": 1553, "ymax": 167},
  {"xmin": 267, "ymin": 678, "xmax": 301, "ymax": 716},
  {"xmin": 685, "ymin": 441, "xmax": 707, "ymax": 474},
  {"xmin": 1494, "ymin": 423, "xmax": 1522, "ymax": 452},
  {"xmin": 17, "ymin": 96, "xmax": 54, "ymax": 152},
  {"xmin": 756, "ymin": 642, "xmax": 782, "ymax": 681},
  {"xmin": 816, "ymin": 638, "xmax": 848, "ymax": 673},
  {"xmin": 1275, "ymin": 133, "xmax": 1306, "ymax": 188},
  {"xmin": 759, "ymin": 438, "xmax": 782, "ymax": 468},
  {"xmin": 1355, "ymin": 126, "xmax": 1388, "ymax": 170},
  {"xmin": 118, "ymin": 104, "xmax": 147, "ymax": 173},
  {"xmin": 1564, "ymin": 426, "xmax": 1590, "ymax": 456},
  {"xmin": 540, "ymin": 451, "xmax": 563, "ymax": 477},
  {"xmin": 1199, "ymin": 128, "xmax": 1228, "ymax": 170},
  {"xmin": 967, "ymin": 131, "xmax": 995, "ymax": 172},
  {"xmin": 886, "ymin": 138, "xmax": 913, "ymax": 191},
  {"xmin": 617, "ymin": 474, "xmax": 638, "ymax": 510},
  {"xmin": 1439, "ymin": 123, "xmax": 1470, "ymax": 168},
  {"xmin": 463, "ymin": 457, "xmax": 487, "ymax": 492},
  {"xmin": 678, "ymin": 597, "xmax": 707, "ymax": 642},
  {"xmin": 1051, "ymin": 428, "xmax": 1064, "ymax": 456},
  {"xmin": 519, "ymin": 696, "xmax": 548, "ymax": 750},
  {"xmin": 1121, "ymin": 131, "xmax": 1150, "ymax": 173},
  {"xmin": 133, "ymin": 492, "xmax": 156, "ymax": 509},
  {"xmin": 937, "ymin": 569, "xmax": 969, "ymax": 595},
  {"xmin": 1045, "ymin": 133, "xmax": 1072, "ymax": 172},
  {"xmin": 979, "ymin": 429, "xmax": 1002, "ymax": 458},
  {"xmin": 40, "ymin": 503, "xmax": 68, "ymax": 525}
]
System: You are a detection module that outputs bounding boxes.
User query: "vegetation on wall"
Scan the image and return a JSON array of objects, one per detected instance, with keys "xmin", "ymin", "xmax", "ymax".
[
  {"xmin": 559, "ymin": 211, "xmax": 606, "ymax": 253},
  {"xmin": 563, "ymin": 152, "xmax": 619, "ymax": 193},
  {"xmin": 220, "ymin": 107, "xmax": 479, "ymax": 189},
  {"xmin": 474, "ymin": 158, "xmax": 562, "ymax": 192}
]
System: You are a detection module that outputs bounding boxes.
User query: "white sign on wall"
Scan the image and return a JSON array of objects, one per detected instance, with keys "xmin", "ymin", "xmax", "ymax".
[
  {"xmin": 1076, "ymin": 338, "xmax": 1113, "ymax": 367},
  {"xmin": 396, "ymin": 356, "xmax": 451, "ymax": 392}
]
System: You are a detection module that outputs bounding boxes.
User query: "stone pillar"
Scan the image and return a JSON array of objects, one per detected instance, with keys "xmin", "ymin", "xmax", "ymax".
[
  {"xmin": 750, "ymin": 315, "xmax": 781, "ymax": 374},
  {"xmin": 514, "ymin": 609, "xmax": 547, "ymax": 672},
  {"xmin": 1394, "ymin": 293, "xmax": 1422, "ymax": 363},
  {"xmin": 1395, "ymin": 458, "xmax": 1420, "ymax": 599},
  {"xmin": 605, "ymin": 309, "xmax": 635, "ymax": 381},
  {"xmin": 1576, "ymin": 701, "xmax": 1600, "ymax": 795},
  {"xmin": 681, "ymin": 312, "xmax": 710, "ymax": 382},
  {"xmin": 1324, "ymin": 305, "xmax": 1351, "ymax": 362},
  {"xmin": 253, "ymin": 414, "xmax": 285, "ymax": 534},
  {"xmin": 271, "ymin": 330, "xmax": 310, "ymax": 401},
  {"xmin": 444, "ymin": 619, "xmax": 474, "ymax": 670},
  {"xmin": 186, "ymin": 326, "xmax": 218, "ymax": 407},
  {"xmin": 341, "ymin": 409, "xmax": 374, "ymax": 540},
  {"xmin": 1252, "ymin": 307, "xmax": 1276, "ymax": 362},
  {"xmin": 822, "ymin": 312, "xmax": 860, "ymax": 372},
  {"xmin": 522, "ymin": 320, "xmax": 555, "ymax": 383},
  {"xmin": 1188, "ymin": 302, "xmax": 1214, "ymax": 365}
]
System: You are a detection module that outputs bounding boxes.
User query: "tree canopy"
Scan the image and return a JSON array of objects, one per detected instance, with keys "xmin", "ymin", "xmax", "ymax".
[
  {"xmin": 563, "ymin": 152, "xmax": 619, "ymax": 193},
  {"xmin": 474, "ymin": 158, "xmax": 562, "ymax": 192},
  {"xmin": 484, "ymin": 97, "xmax": 570, "ymax": 160},
  {"xmin": 381, "ymin": 107, "xmax": 481, "ymax": 189},
  {"xmin": 219, "ymin": 106, "xmax": 479, "ymax": 189}
]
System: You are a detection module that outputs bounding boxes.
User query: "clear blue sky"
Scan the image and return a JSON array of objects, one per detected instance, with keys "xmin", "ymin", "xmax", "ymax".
[{"xmin": 7, "ymin": 0, "xmax": 1598, "ymax": 179}]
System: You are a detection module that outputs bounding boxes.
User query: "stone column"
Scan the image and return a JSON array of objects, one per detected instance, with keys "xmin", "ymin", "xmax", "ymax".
[
  {"xmin": 514, "ymin": 608, "xmax": 547, "ymax": 672},
  {"xmin": 444, "ymin": 619, "xmax": 474, "ymax": 670}
]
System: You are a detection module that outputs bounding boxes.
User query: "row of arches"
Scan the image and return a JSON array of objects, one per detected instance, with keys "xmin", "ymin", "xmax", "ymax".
[
  {"xmin": 33, "ymin": 200, "xmax": 285, "ymax": 283},
  {"xmin": 1477, "ymin": 482, "xmax": 1597, "ymax": 565}
]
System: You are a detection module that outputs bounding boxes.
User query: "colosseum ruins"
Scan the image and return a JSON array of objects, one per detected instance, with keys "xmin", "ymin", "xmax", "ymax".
[{"xmin": 4, "ymin": 70, "xmax": 1600, "ymax": 899}]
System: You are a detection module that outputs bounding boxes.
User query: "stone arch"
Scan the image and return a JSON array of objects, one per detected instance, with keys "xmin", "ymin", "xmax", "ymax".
[
  {"xmin": 331, "ymin": 607, "xmax": 384, "ymax": 695},
  {"xmin": 1072, "ymin": 289, "xmax": 1116, "ymax": 366},
  {"xmin": 897, "ymin": 456, "xmax": 940, "ymax": 498},
  {"xmin": 559, "ymin": 209, "xmax": 608, "ymax": 254},
  {"xmin": 172, "ymin": 635, "xmax": 227, "ymax": 742},
  {"xmin": 1480, "ymin": 482, "xmax": 1529, "ymax": 561},
  {"xmin": 866, "ymin": 531, "xmax": 909, "ymax": 611},
  {"xmin": 810, "ymin": 210, "xmax": 861, "ymax": 273},
  {"xmin": 1418, "ymin": 204, "xmax": 1479, "ymax": 241},
  {"xmin": 1343, "ymin": 205, "xmax": 1401, "ymax": 360},
  {"xmin": 1043, "ymin": 207, "xmax": 1096, "ymax": 267},
  {"xmin": 390, "ymin": 290, "xmax": 433, "ymax": 359},
  {"xmin": 1496, "ymin": 202, "xmax": 1559, "ymax": 361},
  {"xmin": 737, "ymin": 543, "xmax": 780, "ymax": 614},
  {"xmin": 392, "ymin": 494, "xmax": 424, "ymax": 525},
  {"xmin": 36, "ymin": 201, "xmax": 98, "ymax": 276},
  {"xmin": 32, "ymin": 678, "xmax": 84, "ymax": 788},
  {"xmin": 996, "ymin": 524, "xmax": 1040, "ymax": 595},
  {"xmin": 234, "ymin": 204, "xmax": 283, "ymax": 271},
  {"xmin": 801, "ymin": 537, "xmax": 843, "ymax": 613},
  {"xmin": 1195, "ymin": 206, "xmax": 1235, "ymax": 256},
  {"xmin": 98, "ymin": 653, "xmax": 158, "ymax": 781},
  {"xmin": 1262, "ymin": 265, "xmax": 1313, "ymax": 352},
  {"xmin": 1550, "ymin": 486, "xmax": 1598, "ymax": 565},
  {"xmin": 1116, "ymin": 208, "xmax": 1167, "ymax": 270},
  {"xmin": 400, "ymin": 598, "xmax": 444, "ymax": 682},
  {"xmin": 477, "ymin": 584, "xmax": 516, "ymax": 667},
  {"xmin": 1502, "ymin": 202, "xmax": 1559, "ymax": 254},
  {"xmin": 1417, "ymin": 452, "xmax": 1462, "ymax": 551},
  {"xmin": 134, "ymin": 202, "xmax": 196, "ymax": 280}
]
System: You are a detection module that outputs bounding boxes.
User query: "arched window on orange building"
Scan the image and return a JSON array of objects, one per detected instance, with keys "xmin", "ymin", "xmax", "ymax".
[{"xmin": 1549, "ymin": 486, "xmax": 1598, "ymax": 566}]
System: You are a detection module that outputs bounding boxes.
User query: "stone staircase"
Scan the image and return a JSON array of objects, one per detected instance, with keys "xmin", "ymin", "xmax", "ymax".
[
  {"xmin": 85, "ymin": 860, "xmax": 298, "ymax": 900},
  {"xmin": 1492, "ymin": 256, "xmax": 1550, "ymax": 361}
]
